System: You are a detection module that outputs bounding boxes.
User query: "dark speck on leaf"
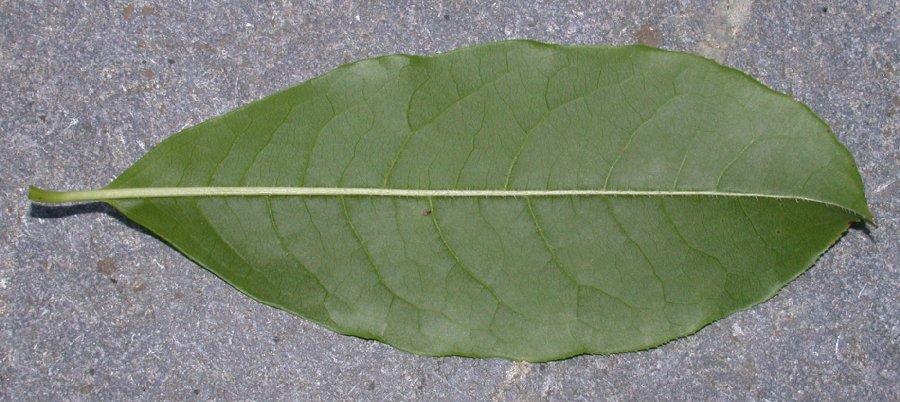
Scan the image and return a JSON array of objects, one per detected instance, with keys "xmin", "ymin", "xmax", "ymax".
[{"xmin": 422, "ymin": 209, "xmax": 432, "ymax": 216}]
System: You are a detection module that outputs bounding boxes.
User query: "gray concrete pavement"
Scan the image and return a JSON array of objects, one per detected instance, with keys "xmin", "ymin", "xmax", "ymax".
[{"xmin": 1, "ymin": 1, "xmax": 897, "ymax": 400}]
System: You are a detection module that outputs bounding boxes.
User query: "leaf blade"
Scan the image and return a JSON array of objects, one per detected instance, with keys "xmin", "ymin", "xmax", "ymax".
[{"xmin": 31, "ymin": 40, "xmax": 871, "ymax": 360}]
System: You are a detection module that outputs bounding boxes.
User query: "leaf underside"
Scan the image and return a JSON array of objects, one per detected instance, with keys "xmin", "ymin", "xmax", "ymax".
[{"xmin": 50, "ymin": 41, "xmax": 872, "ymax": 361}]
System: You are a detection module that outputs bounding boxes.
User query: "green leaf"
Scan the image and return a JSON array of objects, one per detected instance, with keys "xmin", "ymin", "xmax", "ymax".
[{"xmin": 30, "ymin": 40, "xmax": 871, "ymax": 361}]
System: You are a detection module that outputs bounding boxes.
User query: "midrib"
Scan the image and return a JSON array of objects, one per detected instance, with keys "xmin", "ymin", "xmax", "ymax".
[{"xmin": 29, "ymin": 186, "xmax": 849, "ymax": 212}]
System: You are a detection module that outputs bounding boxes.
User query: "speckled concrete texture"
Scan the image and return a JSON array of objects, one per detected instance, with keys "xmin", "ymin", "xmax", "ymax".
[{"xmin": 1, "ymin": 1, "xmax": 897, "ymax": 400}]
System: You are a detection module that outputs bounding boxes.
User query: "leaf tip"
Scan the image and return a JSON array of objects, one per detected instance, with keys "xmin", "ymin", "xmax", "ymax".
[
  {"xmin": 863, "ymin": 215, "xmax": 878, "ymax": 229},
  {"xmin": 856, "ymin": 203, "xmax": 876, "ymax": 227}
]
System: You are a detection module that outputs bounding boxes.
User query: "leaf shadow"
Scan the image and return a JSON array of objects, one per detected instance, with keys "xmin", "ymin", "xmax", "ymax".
[
  {"xmin": 849, "ymin": 221, "xmax": 875, "ymax": 242},
  {"xmin": 29, "ymin": 202, "xmax": 157, "ymax": 239}
]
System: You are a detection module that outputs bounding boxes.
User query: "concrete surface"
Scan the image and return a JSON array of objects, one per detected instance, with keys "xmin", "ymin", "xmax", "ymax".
[{"xmin": 1, "ymin": 1, "xmax": 897, "ymax": 400}]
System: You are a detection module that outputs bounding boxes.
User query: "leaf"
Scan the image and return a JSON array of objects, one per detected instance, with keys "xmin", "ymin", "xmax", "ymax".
[{"xmin": 30, "ymin": 40, "xmax": 872, "ymax": 361}]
